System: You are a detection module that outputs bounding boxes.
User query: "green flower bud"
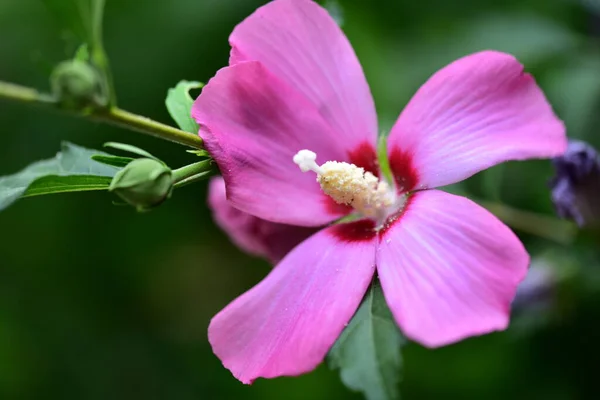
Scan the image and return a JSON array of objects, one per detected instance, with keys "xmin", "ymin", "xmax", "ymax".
[
  {"xmin": 50, "ymin": 60, "xmax": 106, "ymax": 109},
  {"xmin": 109, "ymin": 158, "xmax": 174, "ymax": 211}
]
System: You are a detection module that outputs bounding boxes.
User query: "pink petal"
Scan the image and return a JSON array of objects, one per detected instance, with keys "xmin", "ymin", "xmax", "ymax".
[
  {"xmin": 377, "ymin": 190, "xmax": 529, "ymax": 347},
  {"xmin": 208, "ymin": 177, "xmax": 318, "ymax": 263},
  {"xmin": 193, "ymin": 61, "xmax": 365, "ymax": 226},
  {"xmin": 209, "ymin": 220, "xmax": 378, "ymax": 383},
  {"xmin": 387, "ymin": 51, "xmax": 566, "ymax": 192},
  {"xmin": 229, "ymin": 0, "xmax": 377, "ymax": 150}
]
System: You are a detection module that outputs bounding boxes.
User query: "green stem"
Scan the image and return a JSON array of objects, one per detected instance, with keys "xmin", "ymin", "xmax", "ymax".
[
  {"xmin": 90, "ymin": 0, "xmax": 116, "ymax": 107},
  {"xmin": 480, "ymin": 200, "xmax": 578, "ymax": 244},
  {"xmin": 94, "ymin": 108, "xmax": 203, "ymax": 148},
  {"xmin": 0, "ymin": 81, "xmax": 55, "ymax": 104},
  {"xmin": 172, "ymin": 160, "xmax": 215, "ymax": 187},
  {"xmin": 0, "ymin": 80, "xmax": 203, "ymax": 149}
]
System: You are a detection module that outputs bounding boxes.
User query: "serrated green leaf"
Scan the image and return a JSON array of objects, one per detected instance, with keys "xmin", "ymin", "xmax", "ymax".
[
  {"xmin": 328, "ymin": 279, "xmax": 405, "ymax": 400},
  {"xmin": 166, "ymin": 80, "xmax": 204, "ymax": 133},
  {"xmin": 103, "ymin": 142, "xmax": 160, "ymax": 161},
  {"xmin": 0, "ymin": 142, "xmax": 118, "ymax": 211},
  {"xmin": 91, "ymin": 155, "xmax": 134, "ymax": 168}
]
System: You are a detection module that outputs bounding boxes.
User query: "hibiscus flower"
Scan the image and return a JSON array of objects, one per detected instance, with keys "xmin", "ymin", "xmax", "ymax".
[{"xmin": 193, "ymin": 0, "xmax": 566, "ymax": 384}]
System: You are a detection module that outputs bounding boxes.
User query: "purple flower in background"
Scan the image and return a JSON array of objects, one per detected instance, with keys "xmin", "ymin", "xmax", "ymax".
[
  {"xmin": 194, "ymin": 0, "xmax": 566, "ymax": 384},
  {"xmin": 512, "ymin": 261, "xmax": 556, "ymax": 312},
  {"xmin": 550, "ymin": 140, "xmax": 600, "ymax": 227}
]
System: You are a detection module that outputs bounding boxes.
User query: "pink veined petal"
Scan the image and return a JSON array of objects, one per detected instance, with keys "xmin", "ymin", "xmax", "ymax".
[
  {"xmin": 387, "ymin": 51, "xmax": 566, "ymax": 192},
  {"xmin": 229, "ymin": 0, "xmax": 377, "ymax": 149},
  {"xmin": 209, "ymin": 220, "xmax": 378, "ymax": 384},
  {"xmin": 208, "ymin": 177, "xmax": 318, "ymax": 263},
  {"xmin": 377, "ymin": 190, "xmax": 529, "ymax": 347},
  {"xmin": 193, "ymin": 61, "xmax": 357, "ymax": 226}
]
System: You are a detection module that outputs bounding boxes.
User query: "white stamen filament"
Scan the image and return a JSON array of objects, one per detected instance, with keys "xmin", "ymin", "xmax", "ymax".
[{"xmin": 293, "ymin": 149, "xmax": 395, "ymax": 219}]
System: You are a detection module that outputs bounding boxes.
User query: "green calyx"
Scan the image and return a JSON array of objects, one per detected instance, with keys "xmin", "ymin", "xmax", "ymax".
[{"xmin": 109, "ymin": 158, "xmax": 173, "ymax": 212}]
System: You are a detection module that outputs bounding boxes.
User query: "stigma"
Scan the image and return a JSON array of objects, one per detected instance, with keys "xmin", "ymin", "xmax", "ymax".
[{"xmin": 293, "ymin": 149, "xmax": 395, "ymax": 220}]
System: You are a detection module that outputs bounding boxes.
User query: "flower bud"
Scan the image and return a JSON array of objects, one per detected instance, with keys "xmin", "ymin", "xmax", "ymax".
[
  {"xmin": 549, "ymin": 140, "xmax": 600, "ymax": 227},
  {"xmin": 109, "ymin": 158, "xmax": 174, "ymax": 211},
  {"xmin": 50, "ymin": 60, "xmax": 106, "ymax": 109}
]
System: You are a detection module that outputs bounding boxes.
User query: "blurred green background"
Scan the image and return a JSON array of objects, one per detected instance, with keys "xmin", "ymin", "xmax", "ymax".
[{"xmin": 2, "ymin": 0, "xmax": 600, "ymax": 399}]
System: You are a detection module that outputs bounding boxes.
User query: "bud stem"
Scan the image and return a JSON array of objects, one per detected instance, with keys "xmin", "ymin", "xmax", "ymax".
[
  {"xmin": 0, "ymin": 81, "xmax": 55, "ymax": 104},
  {"xmin": 89, "ymin": 0, "xmax": 117, "ymax": 107},
  {"xmin": 96, "ymin": 108, "xmax": 203, "ymax": 149},
  {"xmin": 0, "ymin": 80, "xmax": 203, "ymax": 149},
  {"xmin": 172, "ymin": 160, "xmax": 215, "ymax": 187}
]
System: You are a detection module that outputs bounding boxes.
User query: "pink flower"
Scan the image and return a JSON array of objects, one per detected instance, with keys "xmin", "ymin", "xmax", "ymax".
[
  {"xmin": 208, "ymin": 176, "xmax": 317, "ymax": 263},
  {"xmin": 193, "ymin": 0, "xmax": 566, "ymax": 384}
]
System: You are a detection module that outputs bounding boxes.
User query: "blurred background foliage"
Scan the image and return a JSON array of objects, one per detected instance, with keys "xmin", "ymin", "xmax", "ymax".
[{"xmin": 1, "ymin": 0, "xmax": 600, "ymax": 398}]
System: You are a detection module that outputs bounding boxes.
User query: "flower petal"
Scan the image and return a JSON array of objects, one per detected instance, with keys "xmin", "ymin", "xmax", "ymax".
[
  {"xmin": 229, "ymin": 0, "xmax": 377, "ymax": 149},
  {"xmin": 193, "ymin": 61, "xmax": 355, "ymax": 226},
  {"xmin": 208, "ymin": 177, "xmax": 318, "ymax": 263},
  {"xmin": 377, "ymin": 190, "xmax": 529, "ymax": 347},
  {"xmin": 209, "ymin": 220, "xmax": 377, "ymax": 383},
  {"xmin": 387, "ymin": 51, "xmax": 566, "ymax": 191}
]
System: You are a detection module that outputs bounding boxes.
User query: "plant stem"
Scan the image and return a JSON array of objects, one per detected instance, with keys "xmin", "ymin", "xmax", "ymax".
[
  {"xmin": 0, "ymin": 81, "xmax": 55, "ymax": 104},
  {"xmin": 172, "ymin": 159, "xmax": 215, "ymax": 187},
  {"xmin": 94, "ymin": 108, "xmax": 203, "ymax": 148},
  {"xmin": 90, "ymin": 0, "xmax": 117, "ymax": 107},
  {"xmin": 480, "ymin": 200, "xmax": 578, "ymax": 245},
  {"xmin": 0, "ymin": 80, "xmax": 203, "ymax": 149}
]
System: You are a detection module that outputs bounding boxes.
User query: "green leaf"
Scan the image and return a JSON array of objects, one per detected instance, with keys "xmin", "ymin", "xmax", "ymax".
[
  {"xmin": 103, "ymin": 142, "xmax": 161, "ymax": 161},
  {"xmin": 165, "ymin": 80, "xmax": 204, "ymax": 133},
  {"xmin": 328, "ymin": 279, "xmax": 405, "ymax": 400},
  {"xmin": 91, "ymin": 155, "xmax": 134, "ymax": 168},
  {"xmin": 0, "ymin": 142, "xmax": 119, "ymax": 211},
  {"xmin": 23, "ymin": 175, "xmax": 113, "ymax": 197}
]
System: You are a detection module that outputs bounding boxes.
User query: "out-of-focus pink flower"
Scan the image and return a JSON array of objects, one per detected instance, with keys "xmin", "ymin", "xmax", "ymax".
[
  {"xmin": 193, "ymin": 0, "xmax": 567, "ymax": 384},
  {"xmin": 208, "ymin": 176, "xmax": 317, "ymax": 263}
]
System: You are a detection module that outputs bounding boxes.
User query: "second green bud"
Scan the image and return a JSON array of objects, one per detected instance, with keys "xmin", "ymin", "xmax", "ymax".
[{"xmin": 109, "ymin": 158, "xmax": 173, "ymax": 212}]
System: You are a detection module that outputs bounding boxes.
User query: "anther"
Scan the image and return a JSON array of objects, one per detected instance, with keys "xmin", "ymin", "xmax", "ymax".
[{"xmin": 293, "ymin": 149, "xmax": 395, "ymax": 219}]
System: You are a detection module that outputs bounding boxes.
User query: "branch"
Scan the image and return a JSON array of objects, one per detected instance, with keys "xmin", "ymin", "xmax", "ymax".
[{"xmin": 0, "ymin": 80, "xmax": 203, "ymax": 149}]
